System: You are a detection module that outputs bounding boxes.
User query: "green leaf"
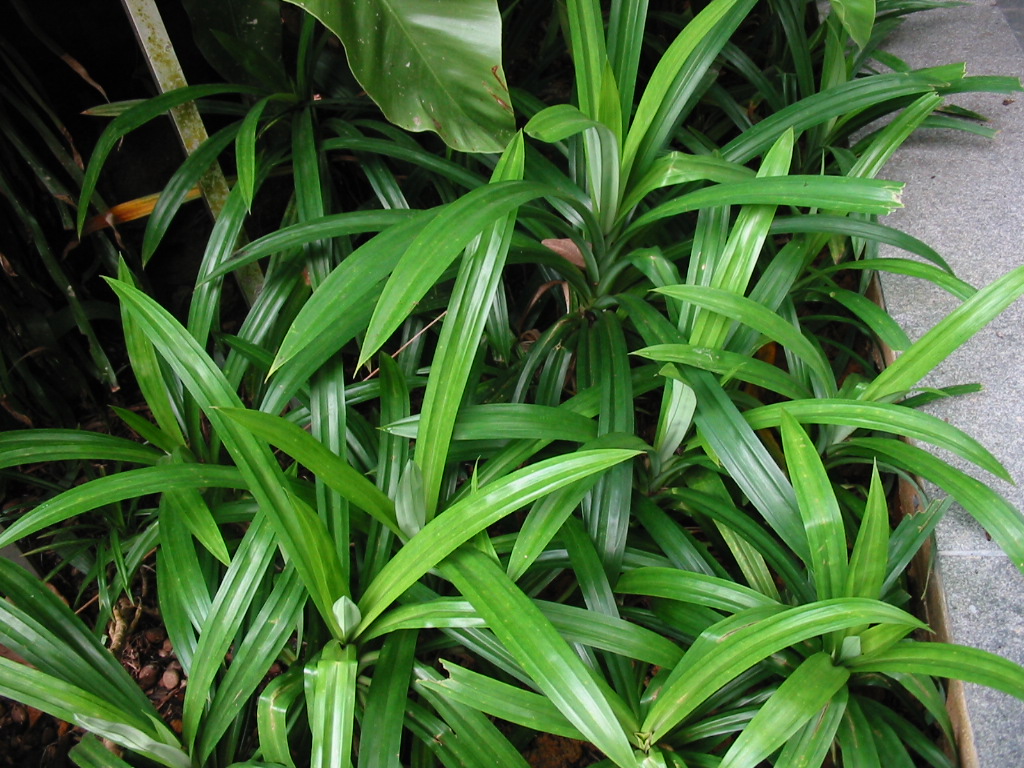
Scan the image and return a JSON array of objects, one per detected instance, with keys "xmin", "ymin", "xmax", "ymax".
[
  {"xmin": 415, "ymin": 664, "xmax": 534, "ymax": 768},
  {"xmin": 628, "ymin": 176, "xmax": 903, "ymax": 241},
  {"xmin": 385, "ymin": 403, "xmax": 598, "ymax": 443},
  {"xmin": 423, "ymin": 660, "xmax": 585, "ymax": 740},
  {"xmin": 195, "ymin": 567, "xmax": 306, "ymax": 763},
  {"xmin": 564, "ymin": 0, "xmax": 608, "ymax": 122},
  {"xmin": 769, "ymin": 216, "xmax": 950, "ymax": 273},
  {"xmin": 829, "ymin": 0, "xmax": 876, "ymax": 49},
  {"xmin": 852, "ymin": 641, "xmax": 1024, "ymax": 698},
  {"xmin": 179, "ymin": 0, "xmax": 287, "ymax": 88},
  {"xmin": 306, "ymin": 642, "xmax": 359, "ymax": 768},
  {"xmin": 281, "ymin": 0, "xmax": 514, "ymax": 152},
  {"xmin": 182, "ymin": 515, "xmax": 278, "ymax": 748},
  {"xmin": 0, "ymin": 464, "xmax": 245, "ymax": 550},
  {"xmin": 720, "ymin": 652, "xmax": 850, "ymax": 768},
  {"xmin": 140, "ymin": 125, "xmax": 240, "ymax": 264},
  {"xmin": 360, "ymin": 180, "xmax": 550, "ymax": 368},
  {"xmin": 622, "ymin": 152, "xmax": 754, "ymax": 213},
  {"xmin": 257, "ymin": 668, "xmax": 304, "ymax": 768},
  {"xmin": 720, "ymin": 66, "xmax": 963, "ymax": 165},
  {"xmin": 838, "ymin": 438, "xmax": 1024, "ymax": 572},
  {"xmin": 744, "ymin": 399, "xmax": 1008, "ymax": 481},
  {"xmin": 845, "ymin": 464, "xmax": 889, "ymax": 600},
  {"xmin": 0, "ymin": 657, "xmax": 186, "ymax": 768},
  {"xmin": 443, "ymin": 547, "xmax": 639, "ymax": 768},
  {"xmin": 356, "ymin": 449, "xmax": 638, "ymax": 633},
  {"xmin": 623, "ymin": 0, "xmax": 756, "ymax": 178},
  {"xmin": 773, "ymin": 686, "xmax": 849, "ymax": 768},
  {"xmin": 862, "ymin": 261, "xmax": 1024, "ymax": 401},
  {"xmin": 358, "ymin": 631, "xmax": 417, "ymax": 768},
  {"xmin": 642, "ymin": 600, "xmax": 925, "ymax": 740},
  {"xmin": 416, "ymin": 134, "xmax": 525, "ymax": 516},
  {"xmin": 77, "ymin": 84, "xmax": 259, "ymax": 235},
  {"xmin": 0, "ymin": 429, "xmax": 161, "ymax": 469},
  {"xmin": 616, "ymin": 567, "xmax": 778, "ymax": 613},
  {"xmin": 636, "ymin": 344, "xmax": 813, "ymax": 401},
  {"xmin": 667, "ymin": 367, "xmax": 809, "ymax": 560},
  {"xmin": 781, "ymin": 411, "xmax": 848, "ymax": 601},
  {"xmin": 825, "ymin": 286, "xmax": 911, "ymax": 351},
  {"xmin": 216, "ymin": 407, "xmax": 398, "ymax": 533},
  {"xmin": 107, "ymin": 280, "xmax": 348, "ymax": 635}
]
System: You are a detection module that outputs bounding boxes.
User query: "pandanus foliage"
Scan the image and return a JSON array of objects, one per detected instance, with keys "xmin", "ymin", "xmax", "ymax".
[{"xmin": 1, "ymin": 0, "xmax": 1024, "ymax": 766}]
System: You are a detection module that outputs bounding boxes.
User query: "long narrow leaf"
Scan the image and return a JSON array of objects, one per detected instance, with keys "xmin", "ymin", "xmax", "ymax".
[{"xmin": 443, "ymin": 547, "xmax": 639, "ymax": 768}]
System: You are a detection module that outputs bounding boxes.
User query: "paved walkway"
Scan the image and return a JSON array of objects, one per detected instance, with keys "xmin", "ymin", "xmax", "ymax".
[{"xmin": 878, "ymin": 1, "xmax": 1024, "ymax": 764}]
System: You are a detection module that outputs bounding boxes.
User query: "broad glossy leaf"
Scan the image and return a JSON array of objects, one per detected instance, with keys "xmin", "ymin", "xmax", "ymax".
[
  {"xmin": 830, "ymin": 0, "xmax": 875, "ymax": 48},
  {"xmin": 0, "ymin": 430, "xmax": 160, "ymax": 470},
  {"xmin": 616, "ymin": 567, "xmax": 779, "ymax": 613},
  {"xmin": 719, "ymin": 652, "xmax": 850, "ymax": 768},
  {"xmin": 306, "ymin": 641, "xmax": 358, "ymax": 768},
  {"xmin": 781, "ymin": 411, "xmax": 848, "ymax": 601},
  {"xmin": 195, "ymin": 567, "xmax": 306, "ymax": 763},
  {"xmin": 443, "ymin": 547, "xmax": 639, "ymax": 768},
  {"xmin": 0, "ymin": 464, "xmax": 245, "ymax": 550},
  {"xmin": 282, "ymin": 0, "xmax": 514, "ymax": 152},
  {"xmin": 839, "ymin": 438, "xmax": 1024, "ymax": 572},
  {"xmin": 424, "ymin": 660, "xmax": 585, "ymax": 740},
  {"xmin": 850, "ymin": 641, "xmax": 1024, "ymax": 698},
  {"xmin": 720, "ymin": 66, "xmax": 964, "ymax": 164},
  {"xmin": 642, "ymin": 599, "xmax": 925, "ymax": 740},
  {"xmin": 217, "ymin": 407, "xmax": 397, "ymax": 532},
  {"xmin": 360, "ymin": 180, "xmax": 551, "ymax": 368},
  {"xmin": 358, "ymin": 631, "xmax": 417, "ymax": 768},
  {"xmin": 180, "ymin": 0, "xmax": 287, "ymax": 89},
  {"xmin": 744, "ymin": 398, "xmax": 1008, "ymax": 481},
  {"xmin": 386, "ymin": 403, "xmax": 598, "ymax": 443},
  {"xmin": 416, "ymin": 135, "xmax": 524, "ymax": 515},
  {"xmin": 862, "ymin": 261, "xmax": 1024, "ymax": 401},
  {"xmin": 356, "ymin": 449, "xmax": 639, "ymax": 632}
]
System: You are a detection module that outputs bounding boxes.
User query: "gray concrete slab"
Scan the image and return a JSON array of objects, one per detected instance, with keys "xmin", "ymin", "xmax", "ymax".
[{"xmin": 877, "ymin": 0, "xmax": 1024, "ymax": 764}]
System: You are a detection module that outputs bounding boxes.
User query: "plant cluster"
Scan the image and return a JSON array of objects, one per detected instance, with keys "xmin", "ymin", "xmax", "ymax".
[{"xmin": 2, "ymin": 0, "xmax": 1024, "ymax": 766}]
